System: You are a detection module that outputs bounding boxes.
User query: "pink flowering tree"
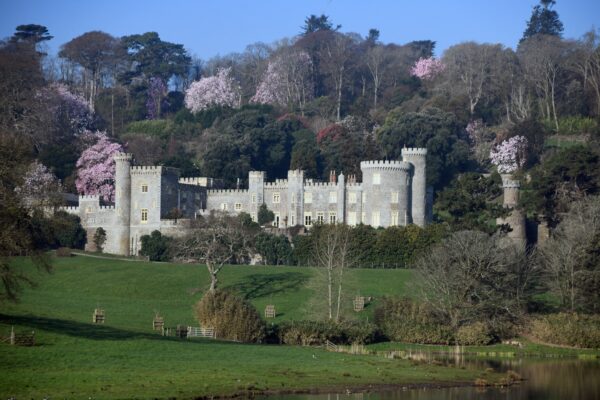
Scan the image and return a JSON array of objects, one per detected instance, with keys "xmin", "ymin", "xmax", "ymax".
[
  {"xmin": 489, "ymin": 135, "xmax": 528, "ymax": 174},
  {"xmin": 75, "ymin": 131, "xmax": 124, "ymax": 202},
  {"xmin": 251, "ymin": 51, "xmax": 313, "ymax": 113},
  {"xmin": 410, "ymin": 57, "xmax": 445, "ymax": 80},
  {"xmin": 42, "ymin": 83, "xmax": 94, "ymax": 135},
  {"xmin": 184, "ymin": 68, "xmax": 240, "ymax": 113},
  {"xmin": 15, "ymin": 161, "xmax": 63, "ymax": 208},
  {"xmin": 146, "ymin": 77, "xmax": 167, "ymax": 119}
]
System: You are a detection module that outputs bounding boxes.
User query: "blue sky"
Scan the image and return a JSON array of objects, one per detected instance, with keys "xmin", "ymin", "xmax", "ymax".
[{"xmin": 1, "ymin": 0, "xmax": 599, "ymax": 59}]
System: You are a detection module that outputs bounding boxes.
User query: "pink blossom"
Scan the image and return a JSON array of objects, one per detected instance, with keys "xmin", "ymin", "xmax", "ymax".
[
  {"xmin": 39, "ymin": 83, "xmax": 93, "ymax": 134},
  {"xmin": 184, "ymin": 68, "xmax": 240, "ymax": 113},
  {"xmin": 489, "ymin": 136, "xmax": 528, "ymax": 174},
  {"xmin": 410, "ymin": 57, "xmax": 445, "ymax": 80},
  {"xmin": 75, "ymin": 131, "xmax": 124, "ymax": 202},
  {"xmin": 15, "ymin": 161, "xmax": 62, "ymax": 207}
]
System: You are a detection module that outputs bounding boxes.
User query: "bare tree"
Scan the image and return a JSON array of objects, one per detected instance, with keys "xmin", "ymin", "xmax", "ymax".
[
  {"xmin": 415, "ymin": 231, "xmax": 536, "ymax": 331},
  {"xmin": 365, "ymin": 45, "xmax": 390, "ymax": 109},
  {"xmin": 320, "ymin": 33, "xmax": 354, "ymax": 121},
  {"xmin": 539, "ymin": 195, "xmax": 600, "ymax": 312},
  {"xmin": 442, "ymin": 42, "xmax": 505, "ymax": 116},
  {"xmin": 571, "ymin": 29, "xmax": 600, "ymax": 116},
  {"xmin": 518, "ymin": 35, "xmax": 570, "ymax": 131},
  {"xmin": 172, "ymin": 212, "xmax": 256, "ymax": 292},
  {"xmin": 312, "ymin": 224, "xmax": 354, "ymax": 322}
]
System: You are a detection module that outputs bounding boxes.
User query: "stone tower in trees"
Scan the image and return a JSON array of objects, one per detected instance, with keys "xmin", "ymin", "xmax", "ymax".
[
  {"xmin": 497, "ymin": 176, "xmax": 527, "ymax": 247},
  {"xmin": 401, "ymin": 148, "xmax": 428, "ymax": 227},
  {"xmin": 114, "ymin": 153, "xmax": 133, "ymax": 255}
]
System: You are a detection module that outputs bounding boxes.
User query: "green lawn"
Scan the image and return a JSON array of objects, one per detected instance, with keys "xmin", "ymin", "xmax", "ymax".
[{"xmin": 1, "ymin": 255, "xmax": 503, "ymax": 399}]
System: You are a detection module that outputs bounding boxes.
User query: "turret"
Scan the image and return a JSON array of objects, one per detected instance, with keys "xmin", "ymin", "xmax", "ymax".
[
  {"xmin": 287, "ymin": 169, "xmax": 304, "ymax": 227},
  {"xmin": 114, "ymin": 153, "xmax": 133, "ymax": 255},
  {"xmin": 401, "ymin": 148, "xmax": 428, "ymax": 227},
  {"xmin": 248, "ymin": 171, "xmax": 265, "ymax": 218},
  {"xmin": 497, "ymin": 176, "xmax": 527, "ymax": 247}
]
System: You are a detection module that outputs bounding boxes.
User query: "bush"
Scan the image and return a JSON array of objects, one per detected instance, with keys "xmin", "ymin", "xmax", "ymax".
[
  {"xmin": 557, "ymin": 116, "xmax": 599, "ymax": 136},
  {"xmin": 93, "ymin": 227, "xmax": 107, "ymax": 253},
  {"xmin": 455, "ymin": 322, "xmax": 494, "ymax": 345},
  {"xmin": 140, "ymin": 230, "xmax": 172, "ymax": 261},
  {"xmin": 50, "ymin": 211, "xmax": 86, "ymax": 249},
  {"xmin": 195, "ymin": 290, "xmax": 265, "ymax": 343},
  {"xmin": 529, "ymin": 313, "xmax": 600, "ymax": 348},
  {"xmin": 374, "ymin": 297, "xmax": 454, "ymax": 344},
  {"xmin": 55, "ymin": 247, "xmax": 72, "ymax": 257},
  {"xmin": 278, "ymin": 320, "xmax": 378, "ymax": 345},
  {"xmin": 125, "ymin": 119, "xmax": 173, "ymax": 138}
]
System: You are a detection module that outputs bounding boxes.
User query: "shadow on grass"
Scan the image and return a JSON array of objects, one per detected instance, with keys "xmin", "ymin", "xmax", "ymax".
[
  {"xmin": 0, "ymin": 313, "xmax": 210, "ymax": 344},
  {"xmin": 226, "ymin": 272, "xmax": 308, "ymax": 300}
]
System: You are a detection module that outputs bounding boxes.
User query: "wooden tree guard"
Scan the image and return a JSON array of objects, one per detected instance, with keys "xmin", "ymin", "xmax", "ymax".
[
  {"xmin": 93, "ymin": 308, "xmax": 105, "ymax": 324},
  {"xmin": 353, "ymin": 296, "xmax": 365, "ymax": 312},
  {"xmin": 153, "ymin": 315, "xmax": 164, "ymax": 331},
  {"xmin": 10, "ymin": 327, "xmax": 35, "ymax": 346},
  {"xmin": 175, "ymin": 324, "xmax": 188, "ymax": 338},
  {"xmin": 264, "ymin": 305, "xmax": 276, "ymax": 318}
]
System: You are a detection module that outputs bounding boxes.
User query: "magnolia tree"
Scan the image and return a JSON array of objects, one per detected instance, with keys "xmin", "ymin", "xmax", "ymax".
[
  {"xmin": 75, "ymin": 131, "xmax": 124, "ymax": 202},
  {"xmin": 410, "ymin": 57, "xmax": 445, "ymax": 80},
  {"xmin": 184, "ymin": 68, "xmax": 240, "ymax": 113},
  {"xmin": 41, "ymin": 83, "xmax": 94, "ymax": 135},
  {"xmin": 490, "ymin": 135, "xmax": 528, "ymax": 174},
  {"xmin": 146, "ymin": 77, "xmax": 167, "ymax": 119},
  {"xmin": 251, "ymin": 51, "xmax": 313, "ymax": 113},
  {"xmin": 15, "ymin": 161, "xmax": 62, "ymax": 208}
]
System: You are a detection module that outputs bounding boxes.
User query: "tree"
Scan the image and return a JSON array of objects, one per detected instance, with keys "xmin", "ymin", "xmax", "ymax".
[
  {"xmin": 14, "ymin": 161, "xmax": 62, "ymax": 209},
  {"xmin": 59, "ymin": 31, "xmax": 125, "ymax": 110},
  {"xmin": 75, "ymin": 131, "xmax": 124, "ymax": 202},
  {"xmin": 415, "ymin": 231, "xmax": 538, "ymax": 333},
  {"xmin": 301, "ymin": 14, "xmax": 339, "ymax": 35},
  {"xmin": 521, "ymin": 0, "xmax": 564, "ymax": 43},
  {"xmin": 320, "ymin": 33, "xmax": 354, "ymax": 121},
  {"xmin": 312, "ymin": 224, "xmax": 354, "ymax": 322},
  {"xmin": 140, "ymin": 230, "xmax": 172, "ymax": 261},
  {"xmin": 255, "ymin": 232, "xmax": 292, "ymax": 265},
  {"xmin": 49, "ymin": 211, "xmax": 87, "ymax": 249},
  {"xmin": 538, "ymin": 196, "xmax": 600, "ymax": 313},
  {"xmin": 489, "ymin": 135, "xmax": 528, "ymax": 174},
  {"xmin": 257, "ymin": 203, "xmax": 275, "ymax": 226},
  {"xmin": 184, "ymin": 68, "xmax": 240, "ymax": 113},
  {"xmin": 366, "ymin": 45, "xmax": 392, "ymax": 108},
  {"xmin": 11, "ymin": 24, "xmax": 53, "ymax": 45},
  {"xmin": 572, "ymin": 29, "xmax": 600, "ymax": 116},
  {"xmin": 410, "ymin": 57, "xmax": 445, "ymax": 81},
  {"xmin": 93, "ymin": 227, "xmax": 107, "ymax": 253},
  {"xmin": 145, "ymin": 76, "xmax": 167, "ymax": 119},
  {"xmin": 172, "ymin": 212, "xmax": 256, "ymax": 292},
  {"xmin": 435, "ymin": 173, "xmax": 506, "ymax": 233}
]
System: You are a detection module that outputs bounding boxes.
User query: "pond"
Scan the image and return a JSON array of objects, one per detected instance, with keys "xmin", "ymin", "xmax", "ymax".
[{"xmin": 256, "ymin": 354, "xmax": 600, "ymax": 400}]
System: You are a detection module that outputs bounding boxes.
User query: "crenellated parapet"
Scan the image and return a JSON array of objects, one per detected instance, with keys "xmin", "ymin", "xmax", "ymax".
[
  {"xmin": 401, "ymin": 147, "xmax": 428, "ymax": 157},
  {"xmin": 207, "ymin": 189, "xmax": 249, "ymax": 195},
  {"xmin": 304, "ymin": 181, "xmax": 337, "ymax": 187},
  {"xmin": 265, "ymin": 180, "xmax": 288, "ymax": 189},
  {"xmin": 179, "ymin": 177, "xmax": 212, "ymax": 186},
  {"xmin": 502, "ymin": 178, "xmax": 521, "ymax": 189},
  {"xmin": 130, "ymin": 166, "xmax": 180, "ymax": 176},
  {"xmin": 60, "ymin": 206, "xmax": 80, "ymax": 213},
  {"xmin": 114, "ymin": 153, "xmax": 134, "ymax": 162},
  {"xmin": 360, "ymin": 160, "xmax": 412, "ymax": 171},
  {"xmin": 79, "ymin": 194, "xmax": 101, "ymax": 202}
]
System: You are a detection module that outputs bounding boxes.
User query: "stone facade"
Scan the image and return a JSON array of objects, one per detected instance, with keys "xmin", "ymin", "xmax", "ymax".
[{"xmin": 62, "ymin": 149, "xmax": 431, "ymax": 255}]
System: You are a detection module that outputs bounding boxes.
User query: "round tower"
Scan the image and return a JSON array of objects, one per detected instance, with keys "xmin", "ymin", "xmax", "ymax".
[
  {"xmin": 360, "ymin": 160, "xmax": 411, "ymax": 227},
  {"xmin": 401, "ymin": 148, "xmax": 428, "ymax": 227},
  {"xmin": 497, "ymin": 177, "xmax": 527, "ymax": 247},
  {"xmin": 114, "ymin": 153, "xmax": 133, "ymax": 255}
]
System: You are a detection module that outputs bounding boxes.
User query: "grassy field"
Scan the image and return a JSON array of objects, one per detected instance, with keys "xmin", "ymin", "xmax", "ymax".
[{"xmin": 1, "ymin": 255, "xmax": 508, "ymax": 399}]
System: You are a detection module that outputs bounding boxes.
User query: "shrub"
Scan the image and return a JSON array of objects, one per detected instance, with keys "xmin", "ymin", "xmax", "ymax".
[
  {"xmin": 93, "ymin": 227, "xmax": 107, "ymax": 253},
  {"xmin": 529, "ymin": 313, "xmax": 600, "ymax": 348},
  {"xmin": 557, "ymin": 116, "xmax": 599, "ymax": 136},
  {"xmin": 455, "ymin": 322, "xmax": 494, "ymax": 345},
  {"xmin": 140, "ymin": 230, "xmax": 172, "ymax": 261},
  {"xmin": 374, "ymin": 297, "xmax": 455, "ymax": 344},
  {"xmin": 278, "ymin": 320, "xmax": 377, "ymax": 345},
  {"xmin": 50, "ymin": 211, "xmax": 86, "ymax": 249},
  {"xmin": 195, "ymin": 290, "xmax": 265, "ymax": 343},
  {"xmin": 55, "ymin": 247, "xmax": 72, "ymax": 257},
  {"xmin": 125, "ymin": 119, "xmax": 173, "ymax": 138}
]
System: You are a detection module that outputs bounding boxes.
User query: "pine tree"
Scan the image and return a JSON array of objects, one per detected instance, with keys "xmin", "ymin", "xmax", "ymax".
[{"xmin": 521, "ymin": 0, "xmax": 564, "ymax": 43}]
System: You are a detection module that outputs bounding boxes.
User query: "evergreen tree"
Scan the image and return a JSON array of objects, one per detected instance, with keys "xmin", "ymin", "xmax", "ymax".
[{"xmin": 521, "ymin": 0, "xmax": 564, "ymax": 43}]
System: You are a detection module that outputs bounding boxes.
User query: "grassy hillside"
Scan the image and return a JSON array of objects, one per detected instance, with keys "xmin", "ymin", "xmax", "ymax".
[{"xmin": 5, "ymin": 255, "xmax": 493, "ymax": 399}]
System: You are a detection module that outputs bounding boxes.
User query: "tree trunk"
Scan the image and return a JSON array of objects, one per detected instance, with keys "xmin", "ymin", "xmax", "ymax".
[
  {"xmin": 336, "ymin": 68, "xmax": 343, "ymax": 121},
  {"xmin": 209, "ymin": 272, "xmax": 218, "ymax": 293},
  {"xmin": 327, "ymin": 267, "xmax": 333, "ymax": 320}
]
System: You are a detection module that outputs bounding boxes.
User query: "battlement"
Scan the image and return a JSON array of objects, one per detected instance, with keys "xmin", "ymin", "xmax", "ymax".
[
  {"xmin": 360, "ymin": 160, "xmax": 412, "ymax": 171},
  {"xmin": 100, "ymin": 205, "xmax": 115, "ymax": 211},
  {"xmin": 60, "ymin": 206, "xmax": 79, "ymax": 213},
  {"xmin": 502, "ymin": 179, "xmax": 521, "ymax": 189},
  {"xmin": 304, "ymin": 181, "xmax": 337, "ymax": 187},
  {"xmin": 346, "ymin": 183, "xmax": 363, "ymax": 188},
  {"xmin": 207, "ymin": 189, "xmax": 249, "ymax": 195},
  {"xmin": 265, "ymin": 179, "xmax": 288, "ymax": 188},
  {"xmin": 179, "ymin": 177, "xmax": 211, "ymax": 186},
  {"xmin": 401, "ymin": 148, "xmax": 428, "ymax": 157},
  {"xmin": 114, "ymin": 153, "xmax": 133, "ymax": 162},
  {"xmin": 288, "ymin": 170, "xmax": 304, "ymax": 178},
  {"xmin": 249, "ymin": 171, "xmax": 266, "ymax": 179},
  {"xmin": 79, "ymin": 195, "xmax": 100, "ymax": 202}
]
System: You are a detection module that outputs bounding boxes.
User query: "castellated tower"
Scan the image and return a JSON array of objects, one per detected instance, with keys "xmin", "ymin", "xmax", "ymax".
[
  {"xmin": 401, "ymin": 148, "xmax": 428, "ymax": 227},
  {"xmin": 497, "ymin": 176, "xmax": 527, "ymax": 247},
  {"xmin": 287, "ymin": 170, "xmax": 304, "ymax": 227},
  {"xmin": 114, "ymin": 153, "xmax": 133, "ymax": 255},
  {"xmin": 248, "ymin": 171, "xmax": 265, "ymax": 217},
  {"xmin": 360, "ymin": 160, "xmax": 411, "ymax": 227}
]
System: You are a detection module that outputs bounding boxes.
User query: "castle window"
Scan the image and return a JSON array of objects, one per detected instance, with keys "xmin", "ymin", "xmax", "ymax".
[
  {"xmin": 391, "ymin": 211, "xmax": 399, "ymax": 226},
  {"xmin": 316, "ymin": 212, "xmax": 324, "ymax": 224},
  {"xmin": 348, "ymin": 212, "xmax": 357, "ymax": 226},
  {"xmin": 362, "ymin": 193, "xmax": 367, "ymax": 203},
  {"xmin": 272, "ymin": 192, "xmax": 280, "ymax": 203},
  {"xmin": 349, "ymin": 192, "xmax": 357, "ymax": 204},
  {"xmin": 251, "ymin": 193, "xmax": 257, "ymax": 203},
  {"xmin": 372, "ymin": 211, "xmax": 380, "ymax": 227},
  {"xmin": 391, "ymin": 192, "xmax": 399, "ymax": 203},
  {"xmin": 234, "ymin": 203, "xmax": 242, "ymax": 211},
  {"xmin": 329, "ymin": 212, "xmax": 336, "ymax": 224},
  {"xmin": 304, "ymin": 192, "xmax": 312, "ymax": 203},
  {"xmin": 141, "ymin": 209, "xmax": 148, "ymax": 223},
  {"xmin": 304, "ymin": 212, "xmax": 312, "ymax": 226},
  {"xmin": 329, "ymin": 192, "xmax": 337, "ymax": 203},
  {"xmin": 373, "ymin": 173, "xmax": 381, "ymax": 185},
  {"xmin": 220, "ymin": 203, "xmax": 228, "ymax": 211},
  {"xmin": 273, "ymin": 212, "xmax": 280, "ymax": 227},
  {"xmin": 141, "ymin": 184, "xmax": 148, "ymax": 193}
]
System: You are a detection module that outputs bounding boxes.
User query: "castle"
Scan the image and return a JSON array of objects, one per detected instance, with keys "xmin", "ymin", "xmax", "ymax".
[{"xmin": 61, "ymin": 148, "xmax": 432, "ymax": 256}]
